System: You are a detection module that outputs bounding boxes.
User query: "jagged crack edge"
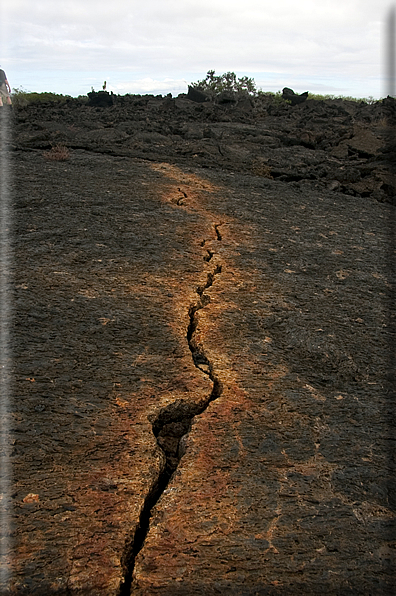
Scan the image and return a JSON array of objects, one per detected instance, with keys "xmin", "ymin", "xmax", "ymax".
[
  {"xmin": 119, "ymin": 263, "xmax": 223, "ymax": 595},
  {"xmin": 214, "ymin": 223, "xmax": 222, "ymax": 241}
]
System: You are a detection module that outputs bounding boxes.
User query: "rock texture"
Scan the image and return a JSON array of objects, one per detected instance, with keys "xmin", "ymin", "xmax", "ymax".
[
  {"xmin": 131, "ymin": 168, "xmax": 395, "ymax": 595},
  {"xmin": 1, "ymin": 93, "xmax": 395, "ymax": 594},
  {"xmin": 282, "ymin": 87, "xmax": 309, "ymax": 105},
  {"xmin": 12, "ymin": 92, "xmax": 396, "ymax": 204}
]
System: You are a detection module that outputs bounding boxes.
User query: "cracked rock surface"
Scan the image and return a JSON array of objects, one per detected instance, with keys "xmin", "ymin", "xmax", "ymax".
[
  {"xmin": 131, "ymin": 169, "xmax": 395, "ymax": 595},
  {"xmin": 1, "ymin": 95, "xmax": 395, "ymax": 594}
]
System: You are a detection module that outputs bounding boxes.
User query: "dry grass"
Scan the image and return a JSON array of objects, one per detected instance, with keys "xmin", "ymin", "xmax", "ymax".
[{"xmin": 43, "ymin": 144, "xmax": 70, "ymax": 161}]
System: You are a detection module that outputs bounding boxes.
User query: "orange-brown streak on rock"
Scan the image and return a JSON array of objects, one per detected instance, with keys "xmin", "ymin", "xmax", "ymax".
[
  {"xmin": 66, "ymin": 398, "xmax": 162, "ymax": 594},
  {"xmin": 131, "ymin": 194, "xmax": 320, "ymax": 592},
  {"xmin": 106, "ymin": 164, "xmax": 232, "ymax": 594},
  {"xmin": 124, "ymin": 164, "xmax": 254, "ymax": 584},
  {"xmin": 148, "ymin": 162, "xmax": 261, "ymax": 454},
  {"xmin": 131, "ymin": 162, "xmax": 313, "ymax": 593}
]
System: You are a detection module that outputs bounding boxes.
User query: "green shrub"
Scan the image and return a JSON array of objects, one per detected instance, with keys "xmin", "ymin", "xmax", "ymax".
[
  {"xmin": 190, "ymin": 70, "xmax": 259, "ymax": 97},
  {"xmin": 257, "ymin": 90, "xmax": 287, "ymax": 104},
  {"xmin": 12, "ymin": 87, "xmax": 71, "ymax": 108},
  {"xmin": 306, "ymin": 93, "xmax": 377, "ymax": 104}
]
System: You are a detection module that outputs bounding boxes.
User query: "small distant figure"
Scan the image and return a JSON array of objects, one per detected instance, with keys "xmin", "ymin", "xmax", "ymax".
[
  {"xmin": 102, "ymin": 81, "xmax": 107, "ymax": 91},
  {"xmin": 0, "ymin": 67, "xmax": 12, "ymax": 107}
]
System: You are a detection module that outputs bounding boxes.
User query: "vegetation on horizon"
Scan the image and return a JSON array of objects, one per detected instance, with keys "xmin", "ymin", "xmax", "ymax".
[
  {"xmin": 10, "ymin": 77, "xmax": 380, "ymax": 106},
  {"xmin": 307, "ymin": 92, "xmax": 376, "ymax": 104},
  {"xmin": 12, "ymin": 87, "xmax": 75, "ymax": 108},
  {"xmin": 189, "ymin": 71, "xmax": 378, "ymax": 104},
  {"xmin": 190, "ymin": 70, "xmax": 259, "ymax": 97}
]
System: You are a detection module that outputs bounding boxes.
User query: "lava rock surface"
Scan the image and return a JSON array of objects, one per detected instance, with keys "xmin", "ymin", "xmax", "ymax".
[
  {"xmin": 11, "ymin": 92, "xmax": 396, "ymax": 205},
  {"xmin": 1, "ymin": 93, "xmax": 395, "ymax": 595}
]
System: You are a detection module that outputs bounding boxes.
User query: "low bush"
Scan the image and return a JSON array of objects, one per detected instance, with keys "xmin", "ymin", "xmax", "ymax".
[
  {"xmin": 257, "ymin": 90, "xmax": 286, "ymax": 104},
  {"xmin": 258, "ymin": 90, "xmax": 377, "ymax": 104},
  {"xmin": 190, "ymin": 70, "xmax": 259, "ymax": 98},
  {"xmin": 12, "ymin": 87, "xmax": 72, "ymax": 108},
  {"xmin": 306, "ymin": 93, "xmax": 377, "ymax": 104},
  {"xmin": 190, "ymin": 73, "xmax": 380, "ymax": 104},
  {"xmin": 43, "ymin": 144, "xmax": 70, "ymax": 161}
]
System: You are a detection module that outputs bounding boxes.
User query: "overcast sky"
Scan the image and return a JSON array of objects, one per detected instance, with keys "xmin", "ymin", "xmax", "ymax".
[{"xmin": 1, "ymin": 0, "xmax": 394, "ymax": 98}]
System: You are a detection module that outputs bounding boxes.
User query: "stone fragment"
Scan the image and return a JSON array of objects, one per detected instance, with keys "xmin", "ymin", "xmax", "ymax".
[
  {"xmin": 187, "ymin": 86, "xmax": 209, "ymax": 103},
  {"xmin": 22, "ymin": 493, "xmax": 40, "ymax": 503},
  {"xmin": 282, "ymin": 87, "xmax": 309, "ymax": 105}
]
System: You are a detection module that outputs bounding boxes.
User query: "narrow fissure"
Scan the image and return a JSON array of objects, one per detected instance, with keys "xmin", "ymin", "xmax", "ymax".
[
  {"xmin": 214, "ymin": 223, "xmax": 223, "ymax": 241},
  {"xmin": 119, "ymin": 233, "xmax": 224, "ymax": 596},
  {"xmin": 173, "ymin": 187, "xmax": 188, "ymax": 206}
]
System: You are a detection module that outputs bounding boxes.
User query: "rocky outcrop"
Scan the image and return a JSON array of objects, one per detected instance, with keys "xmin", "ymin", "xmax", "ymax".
[
  {"xmin": 187, "ymin": 86, "xmax": 209, "ymax": 103},
  {"xmin": 87, "ymin": 90, "xmax": 114, "ymax": 107},
  {"xmin": 282, "ymin": 86, "xmax": 309, "ymax": 105},
  {"xmin": 11, "ymin": 92, "xmax": 395, "ymax": 204}
]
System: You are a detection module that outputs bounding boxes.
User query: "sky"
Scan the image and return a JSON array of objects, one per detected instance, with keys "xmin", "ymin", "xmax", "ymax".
[{"xmin": 0, "ymin": 0, "xmax": 394, "ymax": 99}]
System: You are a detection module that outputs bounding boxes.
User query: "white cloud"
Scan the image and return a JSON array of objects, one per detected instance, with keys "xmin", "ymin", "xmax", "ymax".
[
  {"xmin": 2, "ymin": 0, "xmax": 393, "ymax": 98},
  {"xmin": 109, "ymin": 77, "xmax": 188, "ymax": 95}
]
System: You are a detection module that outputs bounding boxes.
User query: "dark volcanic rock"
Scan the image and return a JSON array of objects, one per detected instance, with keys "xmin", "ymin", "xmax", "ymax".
[
  {"xmin": 187, "ymin": 86, "xmax": 210, "ymax": 103},
  {"xmin": 2, "ymin": 92, "xmax": 395, "ymax": 594},
  {"xmin": 216, "ymin": 90, "xmax": 237, "ymax": 104},
  {"xmin": 282, "ymin": 86, "xmax": 309, "ymax": 105},
  {"xmin": 87, "ymin": 90, "xmax": 114, "ymax": 107},
  {"xmin": 11, "ymin": 92, "xmax": 395, "ymax": 204}
]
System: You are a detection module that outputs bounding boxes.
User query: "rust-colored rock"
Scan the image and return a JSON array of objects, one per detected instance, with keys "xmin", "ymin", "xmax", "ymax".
[{"xmin": 131, "ymin": 169, "xmax": 395, "ymax": 594}]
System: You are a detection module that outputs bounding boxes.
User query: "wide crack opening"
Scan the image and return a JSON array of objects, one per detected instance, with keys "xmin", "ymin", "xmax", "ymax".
[{"xmin": 119, "ymin": 256, "xmax": 223, "ymax": 595}]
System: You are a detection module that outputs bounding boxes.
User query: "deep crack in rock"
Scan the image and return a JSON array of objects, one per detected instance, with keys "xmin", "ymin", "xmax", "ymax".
[
  {"xmin": 119, "ymin": 234, "xmax": 223, "ymax": 596},
  {"xmin": 203, "ymin": 249, "xmax": 214, "ymax": 262},
  {"xmin": 214, "ymin": 223, "xmax": 223, "ymax": 241}
]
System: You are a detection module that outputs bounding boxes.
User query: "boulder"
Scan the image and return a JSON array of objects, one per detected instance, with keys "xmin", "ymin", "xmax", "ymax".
[
  {"xmin": 87, "ymin": 90, "xmax": 114, "ymax": 107},
  {"xmin": 187, "ymin": 86, "xmax": 210, "ymax": 103},
  {"xmin": 282, "ymin": 87, "xmax": 309, "ymax": 106}
]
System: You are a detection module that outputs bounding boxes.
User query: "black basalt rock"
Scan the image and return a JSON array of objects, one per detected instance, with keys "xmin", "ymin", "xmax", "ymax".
[
  {"xmin": 187, "ymin": 86, "xmax": 210, "ymax": 103},
  {"xmin": 282, "ymin": 87, "xmax": 309, "ymax": 106},
  {"xmin": 87, "ymin": 90, "xmax": 114, "ymax": 107}
]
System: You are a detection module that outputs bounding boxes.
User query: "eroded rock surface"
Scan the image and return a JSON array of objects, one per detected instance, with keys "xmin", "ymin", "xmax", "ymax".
[{"xmin": 1, "ymin": 94, "xmax": 395, "ymax": 594}]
